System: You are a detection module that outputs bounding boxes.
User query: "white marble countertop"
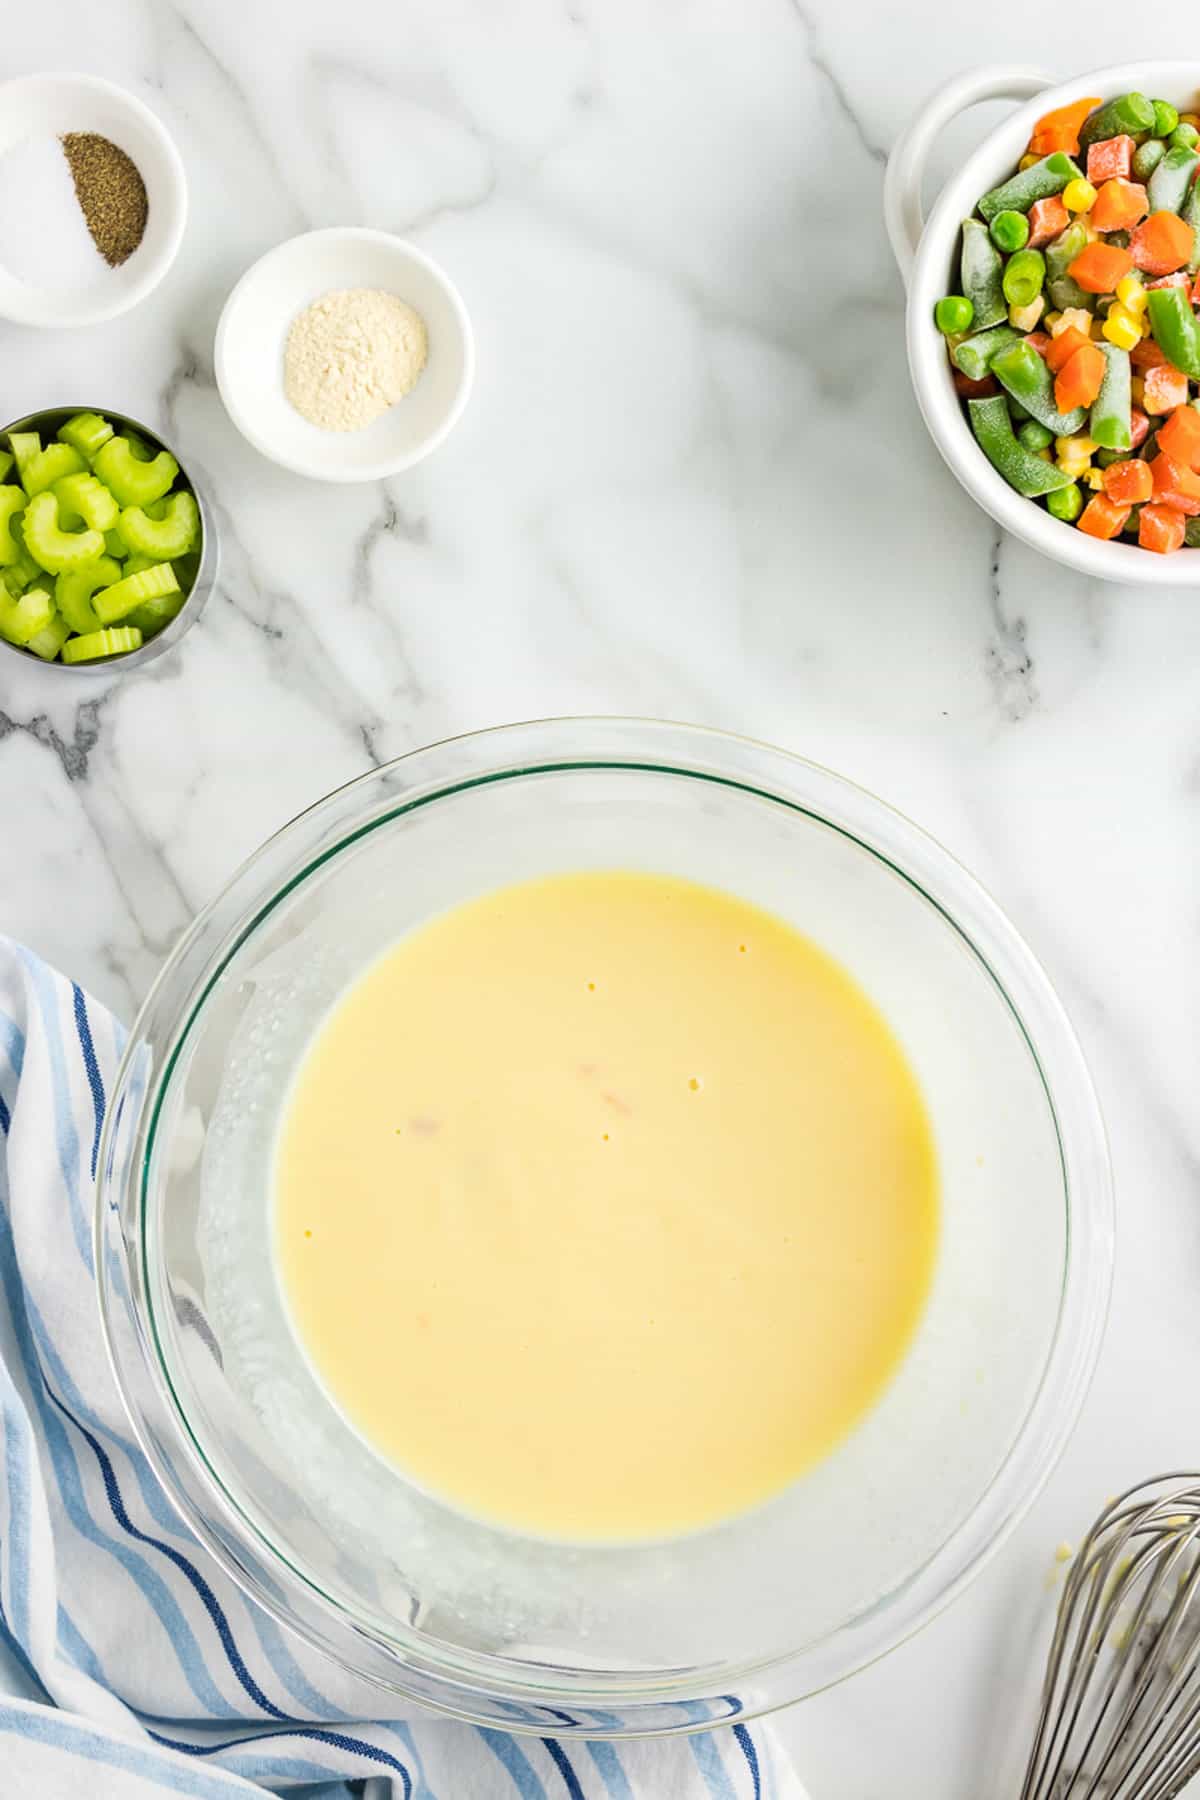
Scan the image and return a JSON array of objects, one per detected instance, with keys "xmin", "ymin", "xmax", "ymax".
[{"xmin": 3, "ymin": 3, "xmax": 1199, "ymax": 1792}]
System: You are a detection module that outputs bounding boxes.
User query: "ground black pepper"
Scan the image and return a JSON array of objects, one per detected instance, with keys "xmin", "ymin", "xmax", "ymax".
[{"xmin": 60, "ymin": 133, "xmax": 148, "ymax": 268}]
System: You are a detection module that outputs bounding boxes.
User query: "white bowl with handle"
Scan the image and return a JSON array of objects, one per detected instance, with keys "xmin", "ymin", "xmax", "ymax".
[{"xmin": 884, "ymin": 62, "xmax": 1200, "ymax": 586}]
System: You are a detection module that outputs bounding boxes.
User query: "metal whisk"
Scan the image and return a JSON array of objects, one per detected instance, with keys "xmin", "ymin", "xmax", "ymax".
[{"xmin": 1021, "ymin": 1476, "xmax": 1200, "ymax": 1800}]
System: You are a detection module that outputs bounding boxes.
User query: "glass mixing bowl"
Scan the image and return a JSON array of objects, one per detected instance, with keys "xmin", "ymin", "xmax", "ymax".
[{"xmin": 96, "ymin": 718, "xmax": 1113, "ymax": 1735}]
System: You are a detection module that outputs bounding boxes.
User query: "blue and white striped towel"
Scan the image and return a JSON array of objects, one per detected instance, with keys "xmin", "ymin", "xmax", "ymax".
[{"xmin": 0, "ymin": 938, "xmax": 808, "ymax": 1799}]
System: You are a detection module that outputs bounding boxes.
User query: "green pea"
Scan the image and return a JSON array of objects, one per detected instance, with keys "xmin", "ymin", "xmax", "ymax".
[
  {"xmin": 935, "ymin": 294, "xmax": 975, "ymax": 335},
  {"xmin": 1170, "ymin": 122, "xmax": 1200, "ymax": 151},
  {"xmin": 989, "ymin": 209, "xmax": 1029, "ymax": 253},
  {"xmin": 1133, "ymin": 138, "xmax": 1167, "ymax": 181},
  {"xmin": 1152, "ymin": 100, "xmax": 1180, "ymax": 138},
  {"xmin": 1046, "ymin": 482, "xmax": 1083, "ymax": 523},
  {"xmin": 1018, "ymin": 420, "xmax": 1054, "ymax": 452},
  {"xmin": 1002, "ymin": 248, "xmax": 1046, "ymax": 309}
]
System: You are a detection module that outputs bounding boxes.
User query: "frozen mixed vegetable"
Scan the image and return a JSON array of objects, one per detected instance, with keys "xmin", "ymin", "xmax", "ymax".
[{"xmin": 937, "ymin": 91, "xmax": 1200, "ymax": 554}]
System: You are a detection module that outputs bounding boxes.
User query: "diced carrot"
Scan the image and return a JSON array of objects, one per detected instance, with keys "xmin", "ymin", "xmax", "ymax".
[
  {"xmin": 1132, "ymin": 337, "xmax": 1169, "ymax": 370},
  {"xmin": 953, "ymin": 371, "xmax": 999, "ymax": 399},
  {"xmin": 1146, "ymin": 270, "xmax": 1191, "ymax": 289},
  {"xmin": 1025, "ymin": 330, "xmax": 1052, "ymax": 358},
  {"xmin": 1029, "ymin": 95, "xmax": 1102, "ymax": 157},
  {"xmin": 1158, "ymin": 405, "xmax": 1200, "ymax": 470},
  {"xmin": 1149, "ymin": 451, "xmax": 1200, "ymax": 514},
  {"xmin": 1130, "ymin": 406, "xmax": 1151, "ymax": 449},
  {"xmin": 1090, "ymin": 178, "xmax": 1148, "ymax": 234},
  {"xmin": 1067, "ymin": 241, "xmax": 1135, "ymax": 293},
  {"xmin": 1143, "ymin": 362, "xmax": 1191, "ymax": 414},
  {"xmin": 1077, "ymin": 492, "xmax": 1131, "ymax": 540},
  {"xmin": 1045, "ymin": 325, "xmax": 1092, "ymax": 374},
  {"xmin": 1129, "ymin": 211, "xmax": 1195, "ymax": 276},
  {"xmin": 1027, "ymin": 195, "xmax": 1070, "ymax": 248},
  {"xmin": 1102, "ymin": 458, "xmax": 1154, "ymax": 505},
  {"xmin": 1087, "ymin": 135, "xmax": 1135, "ymax": 183},
  {"xmin": 1054, "ymin": 340, "xmax": 1107, "ymax": 411},
  {"xmin": 1138, "ymin": 502, "xmax": 1187, "ymax": 553}
]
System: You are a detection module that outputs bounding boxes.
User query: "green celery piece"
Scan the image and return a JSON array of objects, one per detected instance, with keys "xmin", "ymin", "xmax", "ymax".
[
  {"xmin": 0, "ymin": 585, "xmax": 54, "ymax": 647},
  {"xmin": 127, "ymin": 590, "xmax": 186, "ymax": 638},
  {"xmin": 53, "ymin": 472, "xmax": 119, "ymax": 532},
  {"xmin": 121, "ymin": 555, "xmax": 155, "ymax": 577},
  {"xmin": 56, "ymin": 557, "xmax": 123, "ymax": 635},
  {"xmin": 0, "ymin": 450, "xmax": 12, "ymax": 483},
  {"xmin": 22, "ymin": 492, "xmax": 105, "ymax": 575},
  {"xmin": 0, "ymin": 487, "xmax": 26, "ymax": 563},
  {"xmin": 93, "ymin": 436, "xmax": 178, "ymax": 508},
  {"xmin": 7, "ymin": 432, "xmax": 40, "ymax": 481},
  {"xmin": 22, "ymin": 443, "xmax": 84, "ymax": 498},
  {"xmin": 57, "ymin": 412, "xmax": 114, "ymax": 462},
  {"xmin": 93, "ymin": 561, "xmax": 179, "ymax": 625},
  {"xmin": 104, "ymin": 522, "xmax": 129, "ymax": 559},
  {"xmin": 6, "ymin": 515, "xmax": 43, "ymax": 588},
  {"xmin": 61, "ymin": 625, "xmax": 142, "ymax": 663},
  {"xmin": 25, "ymin": 610, "xmax": 72, "ymax": 662},
  {"xmin": 120, "ymin": 492, "xmax": 199, "ymax": 562}
]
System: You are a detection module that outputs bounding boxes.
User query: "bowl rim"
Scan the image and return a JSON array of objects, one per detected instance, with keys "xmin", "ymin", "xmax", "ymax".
[
  {"xmin": 0, "ymin": 71, "xmax": 187, "ymax": 328},
  {"xmin": 213, "ymin": 225, "xmax": 476, "ymax": 483},
  {"xmin": 95, "ymin": 717, "xmax": 1115, "ymax": 1732},
  {"xmin": 904, "ymin": 59, "xmax": 1200, "ymax": 587},
  {"xmin": 0, "ymin": 404, "xmax": 218, "ymax": 676}
]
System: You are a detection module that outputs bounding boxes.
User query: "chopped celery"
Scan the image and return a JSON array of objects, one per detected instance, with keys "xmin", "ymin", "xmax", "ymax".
[
  {"xmin": 25, "ymin": 611, "xmax": 71, "ymax": 661},
  {"xmin": 56, "ymin": 557, "xmax": 123, "ymax": 635},
  {"xmin": 0, "ymin": 450, "xmax": 12, "ymax": 483},
  {"xmin": 0, "ymin": 487, "xmax": 26, "ymax": 564},
  {"xmin": 120, "ymin": 492, "xmax": 199, "ymax": 561},
  {"xmin": 61, "ymin": 625, "xmax": 142, "ymax": 663},
  {"xmin": 93, "ymin": 436, "xmax": 178, "ymax": 508},
  {"xmin": 53, "ymin": 472, "xmax": 119, "ymax": 532},
  {"xmin": 22, "ymin": 493, "xmax": 105, "ymax": 574},
  {"xmin": 8, "ymin": 432, "xmax": 40, "ymax": 480},
  {"xmin": 0, "ymin": 585, "xmax": 54, "ymax": 646},
  {"xmin": 57, "ymin": 412, "xmax": 114, "ymax": 462},
  {"xmin": 127, "ymin": 590, "xmax": 186, "ymax": 638},
  {"xmin": 93, "ymin": 561, "xmax": 179, "ymax": 625},
  {"xmin": 22, "ymin": 443, "xmax": 84, "ymax": 498},
  {"xmin": 6, "ymin": 516, "xmax": 43, "ymax": 589},
  {"xmin": 104, "ymin": 523, "xmax": 129, "ymax": 559},
  {"xmin": 121, "ymin": 555, "xmax": 155, "ymax": 577}
]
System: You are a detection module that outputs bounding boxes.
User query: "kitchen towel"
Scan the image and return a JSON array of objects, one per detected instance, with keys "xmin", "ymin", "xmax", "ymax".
[{"xmin": 0, "ymin": 938, "xmax": 807, "ymax": 1799}]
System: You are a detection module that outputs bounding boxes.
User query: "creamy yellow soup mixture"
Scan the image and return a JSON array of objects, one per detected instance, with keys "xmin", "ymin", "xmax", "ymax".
[{"xmin": 274, "ymin": 871, "xmax": 937, "ymax": 1541}]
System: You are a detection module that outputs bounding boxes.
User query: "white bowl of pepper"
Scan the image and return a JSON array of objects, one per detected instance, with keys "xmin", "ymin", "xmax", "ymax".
[{"xmin": 0, "ymin": 71, "xmax": 187, "ymax": 329}]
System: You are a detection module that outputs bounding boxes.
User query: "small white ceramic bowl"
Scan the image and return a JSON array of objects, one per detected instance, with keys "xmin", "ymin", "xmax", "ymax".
[
  {"xmin": 214, "ymin": 228, "xmax": 474, "ymax": 482},
  {"xmin": 0, "ymin": 72, "xmax": 187, "ymax": 328},
  {"xmin": 885, "ymin": 62, "xmax": 1200, "ymax": 586}
]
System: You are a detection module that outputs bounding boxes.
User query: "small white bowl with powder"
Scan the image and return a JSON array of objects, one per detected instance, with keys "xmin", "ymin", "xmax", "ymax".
[{"xmin": 215, "ymin": 228, "xmax": 474, "ymax": 482}]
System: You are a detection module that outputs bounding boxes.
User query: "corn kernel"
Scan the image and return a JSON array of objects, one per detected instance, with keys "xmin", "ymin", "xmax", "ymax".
[
  {"xmin": 1116, "ymin": 274, "xmax": 1147, "ymax": 314},
  {"xmin": 1140, "ymin": 313, "xmax": 1152, "ymax": 337},
  {"xmin": 1009, "ymin": 295, "xmax": 1045, "ymax": 331},
  {"xmin": 1103, "ymin": 305, "xmax": 1142, "ymax": 351},
  {"xmin": 1084, "ymin": 467, "xmax": 1106, "ymax": 490},
  {"xmin": 1043, "ymin": 310, "xmax": 1062, "ymax": 332},
  {"xmin": 1180, "ymin": 112, "xmax": 1200, "ymax": 130},
  {"xmin": 1064, "ymin": 178, "xmax": 1097, "ymax": 212},
  {"xmin": 1019, "ymin": 152, "xmax": 1041, "ymax": 171},
  {"xmin": 1035, "ymin": 447, "xmax": 1053, "ymax": 462},
  {"xmin": 1054, "ymin": 307, "xmax": 1093, "ymax": 339},
  {"xmin": 1055, "ymin": 434, "xmax": 1096, "ymax": 460},
  {"xmin": 1130, "ymin": 374, "xmax": 1145, "ymax": 404}
]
